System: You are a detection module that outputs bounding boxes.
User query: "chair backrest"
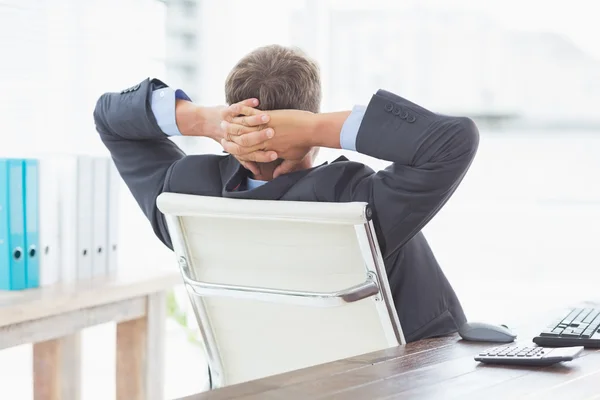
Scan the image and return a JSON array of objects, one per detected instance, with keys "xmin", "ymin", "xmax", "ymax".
[{"xmin": 157, "ymin": 193, "xmax": 405, "ymax": 388}]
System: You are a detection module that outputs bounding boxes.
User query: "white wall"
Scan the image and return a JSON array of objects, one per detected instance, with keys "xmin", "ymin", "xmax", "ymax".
[
  {"xmin": 1, "ymin": 0, "xmax": 166, "ymax": 154},
  {"xmin": 0, "ymin": 0, "xmax": 50, "ymax": 155},
  {"xmin": 1, "ymin": 0, "xmax": 174, "ymax": 273}
]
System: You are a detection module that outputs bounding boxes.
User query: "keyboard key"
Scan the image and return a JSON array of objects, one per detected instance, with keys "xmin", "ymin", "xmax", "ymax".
[
  {"xmin": 583, "ymin": 311, "xmax": 600, "ymax": 324},
  {"xmin": 585, "ymin": 327, "xmax": 600, "ymax": 338},
  {"xmin": 572, "ymin": 309, "xmax": 592, "ymax": 325},
  {"xmin": 547, "ymin": 319, "xmax": 563, "ymax": 328},
  {"xmin": 562, "ymin": 309, "xmax": 584, "ymax": 325}
]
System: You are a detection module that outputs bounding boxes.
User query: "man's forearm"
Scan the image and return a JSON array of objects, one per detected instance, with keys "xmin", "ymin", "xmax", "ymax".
[
  {"xmin": 175, "ymin": 99, "xmax": 223, "ymax": 142},
  {"xmin": 310, "ymin": 111, "xmax": 352, "ymax": 149}
]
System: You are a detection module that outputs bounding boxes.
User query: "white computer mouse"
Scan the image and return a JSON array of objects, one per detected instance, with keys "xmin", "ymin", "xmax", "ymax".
[{"xmin": 458, "ymin": 322, "xmax": 517, "ymax": 343}]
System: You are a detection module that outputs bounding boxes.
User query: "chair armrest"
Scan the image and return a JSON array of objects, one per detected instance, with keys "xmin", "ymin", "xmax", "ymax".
[{"xmin": 179, "ymin": 257, "xmax": 380, "ymax": 307}]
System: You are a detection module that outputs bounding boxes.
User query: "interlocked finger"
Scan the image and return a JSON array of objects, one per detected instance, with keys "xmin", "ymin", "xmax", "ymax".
[
  {"xmin": 221, "ymin": 139, "xmax": 277, "ymax": 162},
  {"xmin": 221, "ymin": 120, "xmax": 271, "ymax": 138},
  {"xmin": 223, "ymin": 121, "xmax": 245, "ymax": 138},
  {"xmin": 231, "ymin": 114, "xmax": 270, "ymax": 127},
  {"xmin": 221, "ymin": 139, "xmax": 262, "ymax": 155},
  {"xmin": 221, "ymin": 99, "xmax": 259, "ymax": 122},
  {"xmin": 233, "ymin": 128, "xmax": 274, "ymax": 148},
  {"xmin": 227, "ymin": 103, "xmax": 262, "ymax": 118}
]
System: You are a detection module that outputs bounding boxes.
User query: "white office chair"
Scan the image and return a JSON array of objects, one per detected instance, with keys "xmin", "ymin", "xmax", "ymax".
[{"xmin": 157, "ymin": 193, "xmax": 405, "ymax": 388}]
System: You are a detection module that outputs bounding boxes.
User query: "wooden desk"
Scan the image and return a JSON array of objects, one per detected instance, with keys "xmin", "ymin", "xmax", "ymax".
[
  {"xmin": 0, "ymin": 269, "xmax": 181, "ymax": 400},
  {"xmin": 179, "ymin": 303, "xmax": 600, "ymax": 400}
]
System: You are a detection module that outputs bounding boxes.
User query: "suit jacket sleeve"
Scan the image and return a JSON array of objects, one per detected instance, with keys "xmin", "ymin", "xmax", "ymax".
[
  {"xmin": 93, "ymin": 78, "xmax": 184, "ymax": 249},
  {"xmin": 318, "ymin": 89, "xmax": 480, "ymax": 259}
]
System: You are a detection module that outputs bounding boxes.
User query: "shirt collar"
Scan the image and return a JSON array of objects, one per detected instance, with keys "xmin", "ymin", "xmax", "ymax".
[{"xmin": 246, "ymin": 177, "xmax": 267, "ymax": 190}]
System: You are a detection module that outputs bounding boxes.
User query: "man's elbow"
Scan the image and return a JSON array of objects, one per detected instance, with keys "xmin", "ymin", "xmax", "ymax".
[
  {"xmin": 456, "ymin": 117, "xmax": 480, "ymax": 156},
  {"xmin": 93, "ymin": 93, "xmax": 112, "ymax": 135}
]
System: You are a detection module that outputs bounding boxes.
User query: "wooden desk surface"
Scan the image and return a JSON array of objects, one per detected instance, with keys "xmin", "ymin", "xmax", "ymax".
[{"xmin": 180, "ymin": 302, "xmax": 600, "ymax": 400}]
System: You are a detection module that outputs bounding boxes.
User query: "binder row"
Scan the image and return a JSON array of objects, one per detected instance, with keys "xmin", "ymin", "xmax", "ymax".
[{"xmin": 0, "ymin": 156, "xmax": 120, "ymax": 290}]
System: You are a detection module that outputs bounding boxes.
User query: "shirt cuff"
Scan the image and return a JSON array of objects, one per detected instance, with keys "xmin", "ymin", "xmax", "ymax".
[
  {"xmin": 339, "ymin": 105, "xmax": 366, "ymax": 151},
  {"xmin": 150, "ymin": 87, "xmax": 192, "ymax": 136}
]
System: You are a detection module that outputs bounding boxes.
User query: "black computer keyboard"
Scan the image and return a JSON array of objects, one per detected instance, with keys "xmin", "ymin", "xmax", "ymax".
[{"xmin": 533, "ymin": 308, "xmax": 600, "ymax": 348}]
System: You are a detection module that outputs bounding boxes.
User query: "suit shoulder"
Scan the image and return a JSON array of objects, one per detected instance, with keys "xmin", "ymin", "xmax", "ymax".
[
  {"xmin": 166, "ymin": 154, "xmax": 229, "ymax": 196},
  {"xmin": 310, "ymin": 158, "xmax": 376, "ymax": 201},
  {"xmin": 315, "ymin": 157, "xmax": 377, "ymax": 175}
]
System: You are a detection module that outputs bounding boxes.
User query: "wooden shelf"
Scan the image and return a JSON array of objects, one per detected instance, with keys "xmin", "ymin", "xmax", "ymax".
[{"xmin": 0, "ymin": 267, "xmax": 182, "ymax": 400}]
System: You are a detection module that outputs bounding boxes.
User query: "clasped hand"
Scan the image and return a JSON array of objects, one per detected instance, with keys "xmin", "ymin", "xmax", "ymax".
[{"xmin": 219, "ymin": 99, "xmax": 317, "ymax": 178}]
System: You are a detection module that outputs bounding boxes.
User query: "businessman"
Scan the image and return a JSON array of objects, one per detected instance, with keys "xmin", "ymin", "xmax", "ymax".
[{"xmin": 94, "ymin": 45, "xmax": 479, "ymax": 342}]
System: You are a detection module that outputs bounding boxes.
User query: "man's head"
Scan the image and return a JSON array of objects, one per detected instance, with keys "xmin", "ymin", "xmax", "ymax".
[
  {"xmin": 224, "ymin": 45, "xmax": 322, "ymax": 180},
  {"xmin": 225, "ymin": 45, "xmax": 321, "ymax": 113}
]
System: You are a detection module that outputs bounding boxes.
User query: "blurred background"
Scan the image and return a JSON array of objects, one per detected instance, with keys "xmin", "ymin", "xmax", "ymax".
[{"xmin": 1, "ymin": 0, "xmax": 599, "ymax": 398}]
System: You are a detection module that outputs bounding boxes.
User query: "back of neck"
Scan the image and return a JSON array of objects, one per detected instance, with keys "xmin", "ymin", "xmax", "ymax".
[{"xmin": 251, "ymin": 162, "xmax": 278, "ymax": 181}]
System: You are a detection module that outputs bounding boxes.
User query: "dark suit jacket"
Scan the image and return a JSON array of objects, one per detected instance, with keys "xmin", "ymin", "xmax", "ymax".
[{"xmin": 93, "ymin": 78, "xmax": 479, "ymax": 342}]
